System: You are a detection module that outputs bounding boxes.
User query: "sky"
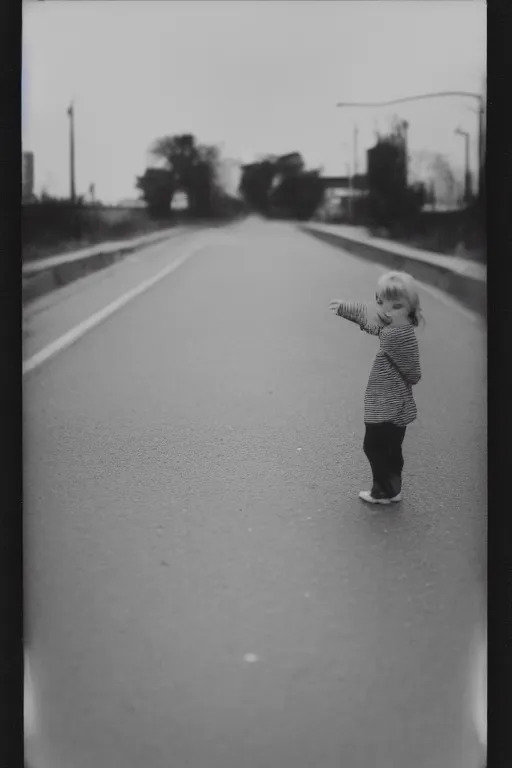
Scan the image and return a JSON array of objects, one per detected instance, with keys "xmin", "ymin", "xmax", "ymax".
[{"xmin": 22, "ymin": 0, "xmax": 486, "ymax": 203}]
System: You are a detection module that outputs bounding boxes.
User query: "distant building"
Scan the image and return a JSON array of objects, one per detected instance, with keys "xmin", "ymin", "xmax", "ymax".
[
  {"xmin": 320, "ymin": 174, "xmax": 367, "ymax": 192},
  {"xmin": 22, "ymin": 151, "xmax": 35, "ymax": 201},
  {"xmin": 367, "ymin": 131, "xmax": 407, "ymax": 195},
  {"xmin": 315, "ymin": 174, "xmax": 368, "ymax": 221}
]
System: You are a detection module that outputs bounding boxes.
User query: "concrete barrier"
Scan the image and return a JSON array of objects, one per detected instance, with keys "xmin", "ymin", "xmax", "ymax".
[
  {"xmin": 22, "ymin": 228, "xmax": 186, "ymax": 305},
  {"xmin": 300, "ymin": 223, "xmax": 486, "ymax": 317}
]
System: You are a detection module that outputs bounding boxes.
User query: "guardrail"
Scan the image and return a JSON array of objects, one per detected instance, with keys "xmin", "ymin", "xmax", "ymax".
[
  {"xmin": 300, "ymin": 223, "xmax": 486, "ymax": 317},
  {"xmin": 22, "ymin": 227, "xmax": 186, "ymax": 305}
]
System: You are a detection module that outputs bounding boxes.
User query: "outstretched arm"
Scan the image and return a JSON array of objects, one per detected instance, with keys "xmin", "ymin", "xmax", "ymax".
[{"xmin": 329, "ymin": 300, "xmax": 382, "ymax": 336}]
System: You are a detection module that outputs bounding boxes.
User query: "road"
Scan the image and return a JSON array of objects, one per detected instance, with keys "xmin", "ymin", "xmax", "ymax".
[{"xmin": 24, "ymin": 218, "xmax": 487, "ymax": 768}]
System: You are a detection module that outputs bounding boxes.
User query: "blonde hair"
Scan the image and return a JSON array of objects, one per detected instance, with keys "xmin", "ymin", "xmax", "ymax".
[{"xmin": 376, "ymin": 271, "xmax": 425, "ymax": 327}]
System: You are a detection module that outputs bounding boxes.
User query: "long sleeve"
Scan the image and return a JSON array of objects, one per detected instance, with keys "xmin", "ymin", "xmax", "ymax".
[
  {"xmin": 336, "ymin": 301, "xmax": 381, "ymax": 337},
  {"xmin": 380, "ymin": 326, "xmax": 421, "ymax": 385}
]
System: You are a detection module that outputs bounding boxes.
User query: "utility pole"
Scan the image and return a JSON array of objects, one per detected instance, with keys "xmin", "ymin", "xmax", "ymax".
[
  {"xmin": 67, "ymin": 102, "xmax": 76, "ymax": 203},
  {"xmin": 401, "ymin": 120, "xmax": 409, "ymax": 186},
  {"xmin": 455, "ymin": 127, "xmax": 471, "ymax": 205},
  {"xmin": 477, "ymin": 98, "xmax": 485, "ymax": 208},
  {"xmin": 339, "ymin": 141, "xmax": 351, "ymax": 219},
  {"xmin": 353, "ymin": 124, "xmax": 359, "ymax": 180},
  {"xmin": 351, "ymin": 124, "xmax": 359, "ymax": 221},
  {"xmin": 345, "ymin": 162, "xmax": 350, "ymax": 219}
]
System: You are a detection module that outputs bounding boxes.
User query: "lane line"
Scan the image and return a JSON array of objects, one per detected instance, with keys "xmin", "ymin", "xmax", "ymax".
[
  {"xmin": 23, "ymin": 245, "xmax": 204, "ymax": 377},
  {"xmin": 24, "ymin": 227, "xmax": 200, "ymax": 319},
  {"xmin": 24, "ymin": 652, "xmax": 36, "ymax": 738}
]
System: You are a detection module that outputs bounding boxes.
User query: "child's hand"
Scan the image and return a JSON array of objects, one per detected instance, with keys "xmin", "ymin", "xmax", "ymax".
[{"xmin": 329, "ymin": 300, "xmax": 342, "ymax": 314}]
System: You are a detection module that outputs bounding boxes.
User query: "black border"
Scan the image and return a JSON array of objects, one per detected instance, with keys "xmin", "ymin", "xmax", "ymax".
[
  {"xmin": 1, "ymin": 0, "xmax": 22, "ymax": 767},
  {"xmin": 2, "ymin": 2, "xmax": 511, "ymax": 768},
  {"xmin": 487, "ymin": 2, "xmax": 512, "ymax": 768}
]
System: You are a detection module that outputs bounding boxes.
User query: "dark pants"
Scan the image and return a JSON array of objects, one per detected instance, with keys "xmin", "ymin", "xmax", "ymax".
[{"xmin": 363, "ymin": 423, "xmax": 406, "ymax": 499}]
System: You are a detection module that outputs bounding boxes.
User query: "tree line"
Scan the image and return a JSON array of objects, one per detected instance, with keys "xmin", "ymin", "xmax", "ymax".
[
  {"xmin": 135, "ymin": 118, "xmax": 485, "ymax": 230},
  {"xmin": 136, "ymin": 134, "xmax": 244, "ymax": 220},
  {"xmin": 238, "ymin": 152, "xmax": 324, "ymax": 220}
]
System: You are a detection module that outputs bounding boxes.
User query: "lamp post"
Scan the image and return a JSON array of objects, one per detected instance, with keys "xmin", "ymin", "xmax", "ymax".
[
  {"xmin": 401, "ymin": 120, "xmax": 409, "ymax": 185},
  {"xmin": 353, "ymin": 123, "xmax": 359, "ymax": 180},
  {"xmin": 347, "ymin": 161, "xmax": 352, "ymax": 220},
  {"xmin": 455, "ymin": 127, "xmax": 471, "ymax": 205},
  {"xmin": 339, "ymin": 142, "xmax": 352, "ymax": 218},
  {"xmin": 340, "ymin": 127, "xmax": 359, "ymax": 219},
  {"xmin": 336, "ymin": 90, "xmax": 485, "ymax": 202}
]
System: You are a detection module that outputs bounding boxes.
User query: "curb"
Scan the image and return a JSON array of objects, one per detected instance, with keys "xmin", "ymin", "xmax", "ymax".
[
  {"xmin": 300, "ymin": 224, "xmax": 486, "ymax": 318},
  {"xmin": 22, "ymin": 228, "xmax": 185, "ymax": 306}
]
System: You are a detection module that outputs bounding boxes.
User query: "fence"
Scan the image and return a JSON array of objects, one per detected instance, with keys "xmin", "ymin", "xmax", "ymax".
[
  {"xmin": 383, "ymin": 207, "xmax": 485, "ymax": 259},
  {"xmin": 315, "ymin": 198, "xmax": 485, "ymax": 261}
]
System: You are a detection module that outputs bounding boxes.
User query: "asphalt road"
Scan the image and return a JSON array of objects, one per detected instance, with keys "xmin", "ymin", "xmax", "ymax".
[{"xmin": 24, "ymin": 218, "xmax": 487, "ymax": 768}]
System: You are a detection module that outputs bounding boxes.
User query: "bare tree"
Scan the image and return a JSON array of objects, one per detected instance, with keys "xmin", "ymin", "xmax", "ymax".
[{"xmin": 409, "ymin": 150, "xmax": 457, "ymax": 207}]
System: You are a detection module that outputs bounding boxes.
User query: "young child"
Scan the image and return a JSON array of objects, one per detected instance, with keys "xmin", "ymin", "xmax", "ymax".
[{"xmin": 329, "ymin": 271, "xmax": 423, "ymax": 505}]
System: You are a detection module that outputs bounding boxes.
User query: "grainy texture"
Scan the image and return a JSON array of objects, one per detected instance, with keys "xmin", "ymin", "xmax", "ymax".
[{"xmin": 24, "ymin": 218, "xmax": 486, "ymax": 768}]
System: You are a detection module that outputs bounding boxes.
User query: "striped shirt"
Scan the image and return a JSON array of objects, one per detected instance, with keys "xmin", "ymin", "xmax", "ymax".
[{"xmin": 336, "ymin": 301, "xmax": 421, "ymax": 426}]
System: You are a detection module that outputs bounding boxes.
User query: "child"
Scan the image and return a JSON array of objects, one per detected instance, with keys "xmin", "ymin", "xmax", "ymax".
[{"xmin": 329, "ymin": 271, "xmax": 423, "ymax": 505}]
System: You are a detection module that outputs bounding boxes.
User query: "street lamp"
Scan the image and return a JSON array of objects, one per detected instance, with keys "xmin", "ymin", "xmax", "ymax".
[
  {"xmin": 339, "ymin": 142, "xmax": 352, "ymax": 218},
  {"xmin": 455, "ymin": 127, "xmax": 471, "ymax": 205},
  {"xmin": 336, "ymin": 90, "xmax": 485, "ymax": 201},
  {"xmin": 339, "ymin": 127, "xmax": 359, "ymax": 220}
]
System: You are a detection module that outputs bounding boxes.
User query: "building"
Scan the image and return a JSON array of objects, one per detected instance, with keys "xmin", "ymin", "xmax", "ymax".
[
  {"xmin": 320, "ymin": 175, "xmax": 367, "ymax": 192},
  {"xmin": 367, "ymin": 125, "xmax": 408, "ymax": 196},
  {"xmin": 315, "ymin": 174, "xmax": 368, "ymax": 221},
  {"xmin": 22, "ymin": 151, "xmax": 35, "ymax": 201}
]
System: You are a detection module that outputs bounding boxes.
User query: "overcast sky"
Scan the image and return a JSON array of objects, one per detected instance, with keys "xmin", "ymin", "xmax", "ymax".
[{"xmin": 22, "ymin": 0, "xmax": 486, "ymax": 203}]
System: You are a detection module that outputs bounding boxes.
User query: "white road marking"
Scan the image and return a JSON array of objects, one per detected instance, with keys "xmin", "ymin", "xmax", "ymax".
[
  {"xmin": 470, "ymin": 626, "xmax": 487, "ymax": 757},
  {"xmin": 24, "ymin": 652, "xmax": 37, "ymax": 737},
  {"xmin": 23, "ymin": 245, "xmax": 205, "ymax": 376},
  {"xmin": 243, "ymin": 653, "xmax": 259, "ymax": 663}
]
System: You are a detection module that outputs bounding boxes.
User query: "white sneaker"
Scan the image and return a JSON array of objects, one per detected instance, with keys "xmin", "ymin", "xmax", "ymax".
[
  {"xmin": 390, "ymin": 492, "xmax": 402, "ymax": 503},
  {"xmin": 358, "ymin": 490, "xmax": 391, "ymax": 505}
]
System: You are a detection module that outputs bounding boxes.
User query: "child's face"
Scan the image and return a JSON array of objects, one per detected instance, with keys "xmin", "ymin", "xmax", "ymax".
[{"xmin": 375, "ymin": 292, "xmax": 412, "ymax": 326}]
